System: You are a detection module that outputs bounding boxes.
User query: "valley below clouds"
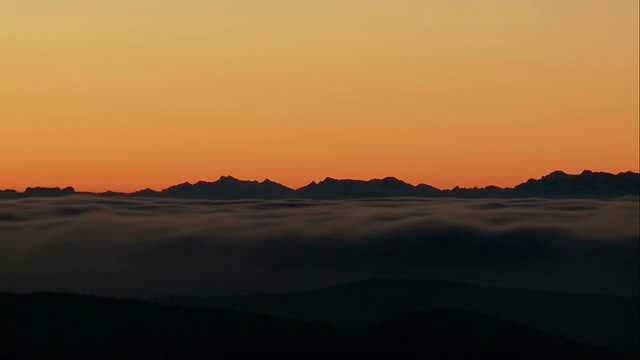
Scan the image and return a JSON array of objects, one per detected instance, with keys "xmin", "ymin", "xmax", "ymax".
[{"xmin": 0, "ymin": 196, "xmax": 638, "ymax": 298}]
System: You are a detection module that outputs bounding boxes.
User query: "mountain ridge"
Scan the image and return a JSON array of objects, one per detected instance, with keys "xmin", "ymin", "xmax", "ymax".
[{"xmin": 1, "ymin": 170, "xmax": 638, "ymax": 199}]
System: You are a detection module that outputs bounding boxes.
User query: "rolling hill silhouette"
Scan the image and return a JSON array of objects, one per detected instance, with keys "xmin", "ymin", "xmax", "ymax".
[
  {"xmin": 0, "ymin": 292, "xmax": 635, "ymax": 359},
  {"xmin": 355, "ymin": 309, "xmax": 636, "ymax": 359},
  {"xmin": 153, "ymin": 279, "xmax": 640, "ymax": 354},
  {"xmin": 1, "ymin": 170, "xmax": 637, "ymax": 199}
]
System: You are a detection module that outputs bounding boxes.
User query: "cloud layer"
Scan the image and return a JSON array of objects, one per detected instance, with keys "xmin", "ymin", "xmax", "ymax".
[{"xmin": 0, "ymin": 196, "xmax": 637, "ymax": 297}]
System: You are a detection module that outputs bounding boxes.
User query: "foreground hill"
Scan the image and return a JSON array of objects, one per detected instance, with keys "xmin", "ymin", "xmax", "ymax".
[
  {"xmin": 0, "ymin": 292, "xmax": 634, "ymax": 359},
  {"xmin": 154, "ymin": 279, "xmax": 640, "ymax": 354}
]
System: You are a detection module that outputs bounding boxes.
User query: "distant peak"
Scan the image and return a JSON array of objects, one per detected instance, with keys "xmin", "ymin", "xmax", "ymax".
[
  {"xmin": 377, "ymin": 176, "xmax": 403, "ymax": 183},
  {"xmin": 134, "ymin": 188, "xmax": 158, "ymax": 195},
  {"xmin": 217, "ymin": 175, "xmax": 241, "ymax": 182},
  {"xmin": 22, "ymin": 186, "xmax": 75, "ymax": 197}
]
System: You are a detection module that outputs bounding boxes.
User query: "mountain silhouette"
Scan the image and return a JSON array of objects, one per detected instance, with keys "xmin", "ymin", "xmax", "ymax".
[
  {"xmin": 1, "ymin": 291, "xmax": 635, "ymax": 359},
  {"xmin": 131, "ymin": 188, "xmax": 161, "ymax": 197},
  {"xmin": 1, "ymin": 170, "xmax": 638, "ymax": 199},
  {"xmin": 0, "ymin": 189, "xmax": 19, "ymax": 199},
  {"xmin": 296, "ymin": 176, "xmax": 439, "ymax": 199},
  {"xmin": 99, "ymin": 170, "xmax": 640, "ymax": 199},
  {"xmin": 443, "ymin": 185, "xmax": 513, "ymax": 198},
  {"xmin": 161, "ymin": 176, "xmax": 295, "ymax": 199},
  {"xmin": 23, "ymin": 186, "xmax": 75, "ymax": 197},
  {"xmin": 515, "ymin": 170, "xmax": 639, "ymax": 198}
]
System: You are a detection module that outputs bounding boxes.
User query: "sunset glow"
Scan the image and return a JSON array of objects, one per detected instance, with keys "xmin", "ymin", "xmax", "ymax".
[{"xmin": 2, "ymin": 0, "xmax": 638, "ymax": 192}]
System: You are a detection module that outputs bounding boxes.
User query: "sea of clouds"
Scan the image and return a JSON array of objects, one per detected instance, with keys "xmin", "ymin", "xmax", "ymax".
[{"xmin": 0, "ymin": 196, "xmax": 637, "ymax": 297}]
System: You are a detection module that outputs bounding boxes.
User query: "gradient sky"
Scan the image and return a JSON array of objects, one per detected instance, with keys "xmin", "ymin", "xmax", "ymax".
[{"xmin": 1, "ymin": 0, "xmax": 638, "ymax": 192}]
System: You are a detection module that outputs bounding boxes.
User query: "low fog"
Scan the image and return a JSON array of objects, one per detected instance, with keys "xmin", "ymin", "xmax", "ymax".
[{"xmin": 0, "ymin": 196, "xmax": 637, "ymax": 297}]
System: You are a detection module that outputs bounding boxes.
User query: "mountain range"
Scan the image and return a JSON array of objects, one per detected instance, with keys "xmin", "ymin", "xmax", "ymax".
[{"xmin": 1, "ymin": 170, "xmax": 638, "ymax": 200}]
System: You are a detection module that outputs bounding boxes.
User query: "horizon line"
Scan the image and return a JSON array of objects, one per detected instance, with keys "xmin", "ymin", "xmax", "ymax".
[{"xmin": 3, "ymin": 169, "xmax": 639, "ymax": 194}]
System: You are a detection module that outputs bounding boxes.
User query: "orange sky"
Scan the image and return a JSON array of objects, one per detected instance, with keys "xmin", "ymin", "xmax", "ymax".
[{"xmin": 1, "ymin": 0, "xmax": 638, "ymax": 192}]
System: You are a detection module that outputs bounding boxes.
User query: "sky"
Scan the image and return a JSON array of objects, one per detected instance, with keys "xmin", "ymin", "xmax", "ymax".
[{"xmin": 1, "ymin": 0, "xmax": 638, "ymax": 192}]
